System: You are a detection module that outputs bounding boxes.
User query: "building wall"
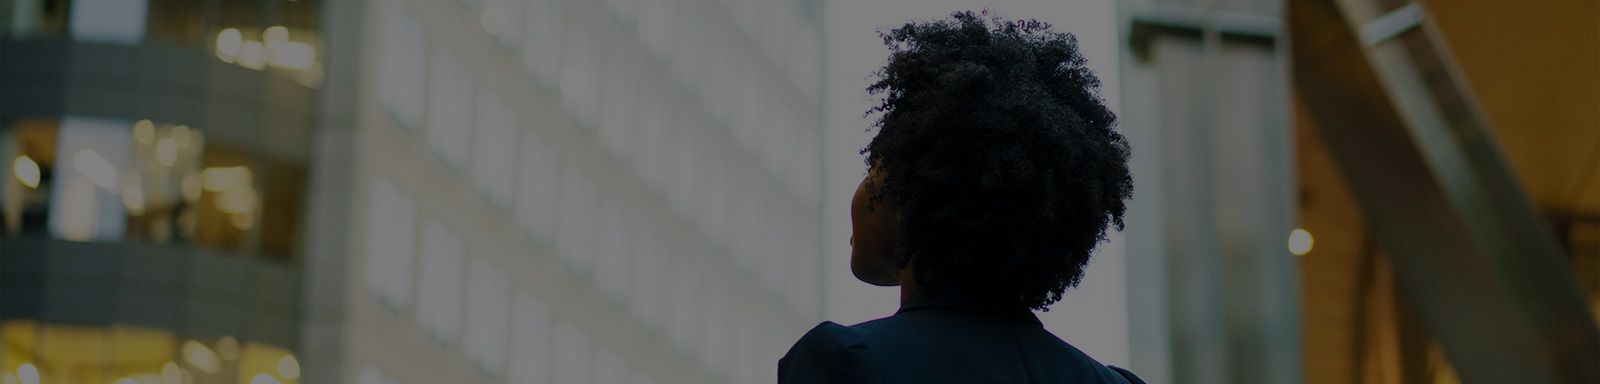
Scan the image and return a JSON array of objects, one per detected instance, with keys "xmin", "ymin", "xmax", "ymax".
[{"xmin": 308, "ymin": 0, "xmax": 828, "ymax": 383}]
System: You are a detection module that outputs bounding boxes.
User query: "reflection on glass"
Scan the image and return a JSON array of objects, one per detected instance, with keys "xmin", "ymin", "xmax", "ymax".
[
  {"xmin": 0, "ymin": 321, "xmax": 298, "ymax": 384},
  {"xmin": 49, "ymin": 117, "xmax": 131, "ymax": 242}
]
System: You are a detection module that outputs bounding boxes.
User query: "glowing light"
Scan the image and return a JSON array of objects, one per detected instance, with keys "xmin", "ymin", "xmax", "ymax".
[
  {"xmin": 17, "ymin": 363, "xmax": 38, "ymax": 384},
  {"xmin": 123, "ymin": 185, "xmax": 145, "ymax": 215},
  {"xmin": 267, "ymin": 41, "xmax": 316, "ymax": 70},
  {"xmin": 74, "ymin": 149, "xmax": 117, "ymax": 189},
  {"xmin": 277, "ymin": 355, "xmax": 300, "ymax": 379},
  {"xmin": 170, "ymin": 125, "xmax": 192, "ymax": 149},
  {"xmin": 1290, "ymin": 229, "xmax": 1315, "ymax": 255},
  {"xmin": 217, "ymin": 28, "xmax": 242, "ymax": 62},
  {"xmin": 13, "ymin": 155, "xmax": 40, "ymax": 188},
  {"xmin": 181, "ymin": 173, "xmax": 202, "ymax": 201},
  {"xmin": 248, "ymin": 373, "xmax": 282, "ymax": 384},
  {"xmin": 156, "ymin": 138, "xmax": 178, "ymax": 166},
  {"xmin": 162, "ymin": 362, "xmax": 182, "ymax": 384},
  {"xmin": 230, "ymin": 212, "xmax": 255, "ymax": 230},
  {"xmin": 216, "ymin": 336, "xmax": 240, "ymax": 361},
  {"xmin": 215, "ymin": 190, "xmax": 259, "ymax": 214},
  {"xmin": 134, "ymin": 120, "xmax": 155, "ymax": 144},
  {"xmin": 201, "ymin": 166, "xmax": 253, "ymax": 192},
  {"xmin": 182, "ymin": 340, "xmax": 222, "ymax": 374},
  {"xmin": 263, "ymin": 26, "xmax": 289, "ymax": 46},
  {"xmin": 2, "ymin": 372, "xmax": 16, "ymax": 384},
  {"xmin": 239, "ymin": 41, "xmax": 267, "ymax": 70},
  {"xmin": 114, "ymin": 378, "xmax": 136, "ymax": 384}
]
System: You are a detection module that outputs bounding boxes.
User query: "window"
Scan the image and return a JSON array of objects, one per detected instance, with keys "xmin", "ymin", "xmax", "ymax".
[
  {"xmin": 363, "ymin": 179, "xmax": 418, "ymax": 311},
  {"xmin": 481, "ymin": 0, "xmax": 523, "ymax": 48},
  {"xmin": 629, "ymin": 235, "xmax": 665, "ymax": 331},
  {"xmin": 49, "ymin": 117, "xmax": 132, "ymax": 242},
  {"xmin": 667, "ymin": 129, "xmax": 703, "ymax": 219},
  {"xmin": 510, "ymin": 290, "xmax": 553, "ymax": 384},
  {"xmin": 598, "ymin": 64, "xmax": 637, "ymax": 163},
  {"xmin": 664, "ymin": 260, "xmax": 700, "ymax": 350},
  {"xmin": 593, "ymin": 348, "xmax": 629, "ymax": 384},
  {"xmin": 426, "ymin": 50, "xmax": 475, "ymax": 170},
  {"xmin": 516, "ymin": 132, "xmax": 559, "ymax": 242},
  {"xmin": 634, "ymin": 0, "xmax": 674, "ymax": 58},
  {"xmin": 378, "ymin": 2, "xmax": 428, "ymax": 128},
  {"xmin": 695, "ymin": 291, "xmax": 728, "ymax": 373},
  {"xmin": 556, "ymin": 170, "xmax": 596, "ymax": 276},
  {"xmin": 560, "ymin": 26, "xmax": 600, "ymax": 128},
  {"xmin": 358, "ymin": 366, "xmax": 401, "ymax": 384},
  {"xmin": 631, "ymin": 100, "xmax": 670, "ymax": 194},
  {"xmin": 70, "ymin": 0, "xmax": 149, "ymax": 44},
  {"xmin": 594, "ymin": 203, "xmax": 632, "ymax": 304},
  {"xmin": 552, "ymin": 319, "xmax": 593, "ymax": 384},
  {"xmin": 417, "ymin": 220, "xmax": 466, "ymax": 345},
  {"xmin": 464, "ymin": 258, "xmax": 511, "ymax": 375},
  {"xmin": 521, "ymin": 0, "xmax": 564, "ymax": 89},
  {"xmin": 473, "ymin": 93, "xmax": 518, "ymax": 208}
]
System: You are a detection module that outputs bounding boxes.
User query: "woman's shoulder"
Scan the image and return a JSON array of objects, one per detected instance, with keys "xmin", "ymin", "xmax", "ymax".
[{"xmin": 778, "ymin": 322, "xmax": 880, "ymax": 384}]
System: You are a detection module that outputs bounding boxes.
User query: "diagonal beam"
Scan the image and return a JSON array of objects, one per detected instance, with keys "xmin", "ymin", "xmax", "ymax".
[{"xmin": 1288, "ymin": 0, "xmax": 1600, "ymax": 383}]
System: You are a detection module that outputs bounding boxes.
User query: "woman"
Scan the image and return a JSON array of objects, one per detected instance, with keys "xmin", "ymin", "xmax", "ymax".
[{"xmin": 778, "ymin": 11, "xmax": 1142, "ymax": 384}]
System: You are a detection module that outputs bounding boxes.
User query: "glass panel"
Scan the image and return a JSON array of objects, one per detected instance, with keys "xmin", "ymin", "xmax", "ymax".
[
  {"xmin": 522, "ymin": 0, "xmax": 564, "ymax": 89},
  {"xmin": 592, "ymin": 348, "xmax": 628, "ymax": 384},
  {"xmin": 556, "ymin": 170, "xmax": 595, "ymax": 276},
  {"xmin": 629, "ymin": 234, "xmax": 664, "ymax": 330},
  {"xmin": 593, "ymin": 202, "xmax": 632, "ymax": 304},
  {"xmin": 70, "ymin": 0, "xmax": 149, "ymax": 45},
  {"xmin": 597, "ymin": 64, "xmax": 637, "ymax": 163},
  {"xmin": 49, "ymin": 117, "xmax": 132, "ymax": 243},
  {"xmin": 472, "ymin": 93, "xmax": 518, "ymax": 208},
  {"xmin": 426, "ymin": 50, "xmax": 476, "ymax": 171},
  {"xmin": 515, "ymin": 131, "xmax": 559, "ymax": 242},
  {"xmin": 463, "ymin": 258, "xmax": 511, "ymax": 375},
  {"xmin": 378, "ymin": 2, "xmax": 429, "ymax": 129},
  {"xmin": 417, "ymin": 220, "xmax": 466, "ymax": 345},
  {"xmin": 560, "ymin": 26, "xmax": 600, "ymax": 128},
  {"xmin": 551, "ymin": 319, "xmax": 592, "ymax": 384},
  {"xmin": 482, "ymin": 0, "xmax": 524, "ymax": 48},
  {"xmin": 363, "ymin": 179, "xmax": 417, "ymax": 311},
  {"xmin": 509, "ymin": 290, "xmax": 552, "ymax": 384}
]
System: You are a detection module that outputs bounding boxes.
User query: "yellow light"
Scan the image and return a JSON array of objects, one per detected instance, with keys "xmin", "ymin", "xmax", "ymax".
[
  {"xmin": 215, "ymin": 190, "xmax": 258, "ymax": 214},
  {"xmin": 248, "ymin": 373, "xmax": 282, "ymax": 384},
  {"xmin": 277, "ymin": 355, "xmax": 300, "ymax": 379},
  {"xmin": 134, "ymin": 120, "xmax": 155, "ymax": 144},
  {"xmin": 1289, "ymin": 229, "xmax": 1314, "ymax": 255},
  {"xmin": 74, "ymin": 149, "xmax": 117, "ymax": 189},
  {"xmin": 182, "ymin": 340, "xmax": 222, "ymax": 374},
  {"xmin": 17, "ymin": 364, "xmax": 38, "ymax": 384},
  {"xmin": 123, "ymin": 185, "xmax": 145, "ymax": 215},
  {"xmin": 170, "ymin": 125, "xmax": 192, "ymax": 149},
  {"xmin": 162, "ymin": 361, "xmax": 182, "ymax": 384},
  {"xmin": 267, "ymin": 41, "xmax": 316, "ymax": 70},
  {"xmin": 263, "ymin": 26, "xmax": 289, "ymax": 46},
  {"xmin": 239, "ymin": 41, "xmax": 267, "ymax": 70},
  {"xmin": 201, "ymin": 166, "xmax": 254, "ymax": 192},
  {"xmin": 156, "ymin": 138, "xmax": 178, "ymax": 166},
  {"xmin": 217, "ymin": 28, "xmax": 243, "ymax": 62},
  {"xmin": 216, "ymin": 336, "xmax": 240, "ymax": 361},
  {"xmin": 13, "ymin": 155, "xmax": 40, "ymax": 188}
]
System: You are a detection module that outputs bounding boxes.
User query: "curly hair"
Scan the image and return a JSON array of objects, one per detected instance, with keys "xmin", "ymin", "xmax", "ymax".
[{"xmin": 862, "ymin": 10, "xmax": 1132, "ymax": 311}]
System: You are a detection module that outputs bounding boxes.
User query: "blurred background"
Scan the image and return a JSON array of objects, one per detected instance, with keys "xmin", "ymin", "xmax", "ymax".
[{"xmin": 0, "ymin": 0, "xmax": 1596, "ymax": 383}]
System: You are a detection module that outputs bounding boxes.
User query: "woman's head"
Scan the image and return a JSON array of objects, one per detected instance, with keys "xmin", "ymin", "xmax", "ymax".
[{"xmin": 849, "ymin": 10, "xmax": 1133, "ymax": 311}]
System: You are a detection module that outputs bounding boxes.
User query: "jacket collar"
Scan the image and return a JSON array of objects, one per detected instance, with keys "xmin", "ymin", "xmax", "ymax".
[{"xmin": 895, "ymin": 286, "xmax": 1042, "ymax": 325}]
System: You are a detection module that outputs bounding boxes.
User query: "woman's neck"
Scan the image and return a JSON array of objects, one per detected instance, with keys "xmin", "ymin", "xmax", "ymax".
[{"xmin": 898, "ymin": 267, "xmax": 920, "ymax": 304}]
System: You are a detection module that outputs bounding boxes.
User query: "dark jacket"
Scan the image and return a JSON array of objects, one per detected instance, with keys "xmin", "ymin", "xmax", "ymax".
[{"xmin": 778, "ymin": 288, "xmax": 1145, "ymax": 384}]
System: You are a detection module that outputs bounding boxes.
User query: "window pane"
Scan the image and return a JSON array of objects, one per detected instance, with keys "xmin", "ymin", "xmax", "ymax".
[
  {"xmin": 593, "ymin": 348, "xmax": 629, "ymax": 384},
  {"xmin": 515, "ymin": 132, "xmax": 559, "ymax": 242},
  {"xmin": 560, "ymin": 26, "xmax": 600, "ymax": 128},
  {"xmin": 597, "ymin": 64, "xmax": 637, "ymax": 163},
  {"xmin": 363, "ymin": 179, "xmax": 417, "ymax": 311},
  {"xmin": 418, "ymin": 219, "xmax": 466, "ymax": 345},
  {"xmin": 556, "ymin": 170, "xmax": 596, "ymax": 276},
  {"xmin": 629, "ymin": 235, "xmax": 664, "ymax": 330},
  {"xmin": 70, "ymin": 0, "xmax": 149, "ymax": 45},
  {"xmin": 379, "ymin": 2, "xmax": 428, "ymax": 128},
  {"xmin": 464, "ymin": 258, "xmax": 512, "ymax": 375},
  {"xmin": 49, "ymin": 117, "xmax": 132, "ymax": 242},
  {"xmin": 426, "ymin": 50, "xmax": 475, "ymax": 170},
  {"xmin": 594, "ymin": 202, "xmax": 632, "ymax": 304},
  {"xmin": 510, "ymin": 290, "xmax": 552, "ymax": 384},
  {"xmin": 552, "ymin": 319, "xmax": 592, "ymax": 384},
  {"xmin": 472, "ymin": 93, "xmax": 518, "ymax": 207},
  {"xmin": 481, "ymin": 0, "xmax": 524, "ymax": 48},
  {"xmin": 631, "ymin": 100, "xmax": 669, "ymax": 194},
  {"xmin": 521, "ymin": 0, "xmax": 564, "ymax": 88}
]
